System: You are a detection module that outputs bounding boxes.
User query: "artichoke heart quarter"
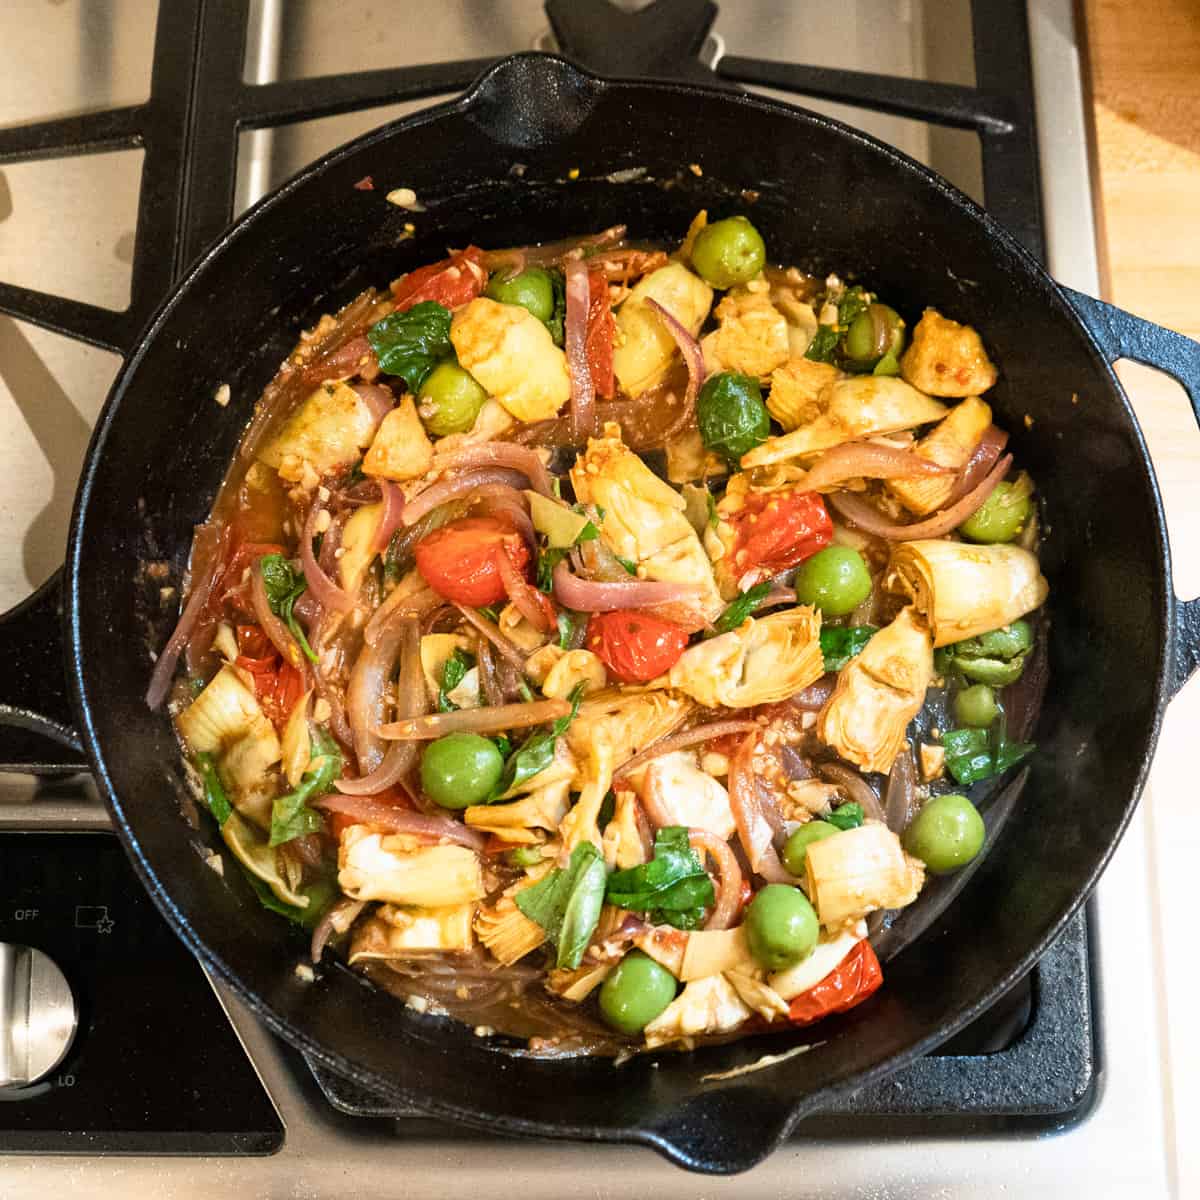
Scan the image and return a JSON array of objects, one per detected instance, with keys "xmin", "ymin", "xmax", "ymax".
[
  {"xmin": 668, "ymin": 607, "xmax": 824, "ymax": 708},
  {"xmin": 818, "ymin": 606, "xmax": 933, "ymax": 774},
  {"xmin": 886, "ymin": 540, "xmax": 1048, "ymax": 648}
]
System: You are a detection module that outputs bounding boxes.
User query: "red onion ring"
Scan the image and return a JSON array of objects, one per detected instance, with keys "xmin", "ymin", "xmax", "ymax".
[
  {"xmin": 309, "ymin": 898, "xmax": 366, "ymax": 964},
  {"xmin": 301, "ymin": 335, "xmax": 380, "ymax": 385},
  {"xmin": 884, "ymin": 745, "xmax": 918, "ymax": 835},
  {"xmin": 566, "ymin": 258, "xmax": 596, "ymax": 443},
  {"xmin": 351, "ymin": 381, "xmax": 395, "ymax": 424},
  {"xmin": 316, "ymin": 794, "xmax": 485, "ymax": 850},
  {"xmin": 371, "ymin": 481, "xmax": 406, "ymax": 553},
  {"xmin": 434, "ymin": 444, "xmax": 555, "ymax": 498},
  {"xmin": 799, "ymin": 442, "xmax": 952, "ymax": 492},
  {"xmin": 249, "ymin": 561, "xmax": 306, "ymax": 667},
  {"xmin": 551, "ymin": 559, "xmax": 701, "ymax": 611},
  {"xmin": 613, "ymin": 719, "xmax": 761, "ymax": 781},
  {"xmin": 378, "ymin": 698, "xmax": 571, "ymax": 741},
  {"xmin": 645, "ymin": 298, "xmax": 703, "ymax": 441},
  {"xmin": 788, "ymin": 675, "xmax": 838, "ymax": 712},
  {"xmin": 400, "ymin": 468, "xmax": 527, "ymax": 528},
  {"xmin": 946, "ymin": 424, "xmax": 1009, "ymax": 505},
  {"xmin": 690, "ymin": 829, "xmax": 744, "ymax": 931},
  {"xmin": 496, "ymin": 546, "xmax": 553, "ymax": 633},
  {"xmin": 453, "ymin": 604, "xmax": 528, "ymax": 669},
  {"xmin": 145, "ymin": 524, "xmax": 229, "ymax": 709},
  {"xmin": 301, "ymin": 501, "xmax": 355, "ymax": 613},
  {"xmin": 475, "ymin": 638, "xmax": 504, "ymax": 708},
  {"xmin": 728, "ymin": 732, "xmax": 794, "ymax": 883},
  {"xmin": 482, "ymin": 248, "xmax": 526, "ymax": 281},
  {"xmin": 828, "ymin": 452, "xmax": 1013, "ymax": 541},
  {"xmin": 337, "ymin": 617, "xmax": 426, "ymax": 795},
  {"xmin": 481, "ymin": 226, "xmax": 626, "ymax": 272},
  {"xmin": 344, "ymin": 611, "xmax": 412, "ymax": 777},
  {"xmin": 469, "ymin": 483, "xmax": 536, "ymax": 548}
]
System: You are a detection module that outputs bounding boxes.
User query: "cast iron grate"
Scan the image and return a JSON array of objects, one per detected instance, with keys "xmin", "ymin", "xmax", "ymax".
[{"xmin": 0, "ymin": 0, "xmax": 1086, "ymax": 1138}]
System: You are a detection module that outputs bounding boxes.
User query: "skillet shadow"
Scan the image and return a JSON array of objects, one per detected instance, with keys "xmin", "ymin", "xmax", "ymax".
[{"xmin": 0, "ymin": 316, "xmax": 92, "ymax": 597}]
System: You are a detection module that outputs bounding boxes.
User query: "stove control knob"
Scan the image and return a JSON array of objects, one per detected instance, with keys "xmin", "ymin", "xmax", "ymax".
[{"xmin": 0, "ymin": 944, "xmax": 78, "ymax": 1088}]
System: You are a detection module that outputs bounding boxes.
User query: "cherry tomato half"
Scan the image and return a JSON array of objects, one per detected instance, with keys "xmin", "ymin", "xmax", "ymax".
[
  {"xmin": 586, "ymin": 610, "xmax": 691, "ymax": 684},
  {"xmin": 787, "ymin": 939, "xmax": 883, "ymax": 1027},
  {"xmin": 414, "ymin": 515, "xmax": 531, "ymax": 608},
  {"xmin": 390, "ymin": 246, "xmax": 487, "ymax": 313},
  {"xmin": 728, "ymin": 489, "xmax": 832, "ymax": 584}
]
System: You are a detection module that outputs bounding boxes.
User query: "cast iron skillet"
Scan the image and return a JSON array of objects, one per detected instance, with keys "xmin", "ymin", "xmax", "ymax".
[{"xmin": 61, "ymin": 56, "xmax": 1200, "ymax": 1173}]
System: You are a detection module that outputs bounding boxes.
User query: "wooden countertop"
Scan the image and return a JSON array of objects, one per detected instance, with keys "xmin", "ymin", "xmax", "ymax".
[{"xmin": 1084, "ymin": 3, "xmax": 1200, "ymax": 1194}]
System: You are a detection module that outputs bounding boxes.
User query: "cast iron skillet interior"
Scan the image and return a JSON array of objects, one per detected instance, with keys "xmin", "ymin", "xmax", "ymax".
[{"xmin": 66, "ymin": 57, "xmax": 1173, "ymax": 1173}]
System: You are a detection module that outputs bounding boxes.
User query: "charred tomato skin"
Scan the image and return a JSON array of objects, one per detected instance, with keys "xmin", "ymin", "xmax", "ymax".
[
  {"xmin": 414, "ymin": 514, "xmax": 531, "ymax": 608},
  {"xmin": 586, "ymin": 610, "xmax": 691, "ymax": 683}
]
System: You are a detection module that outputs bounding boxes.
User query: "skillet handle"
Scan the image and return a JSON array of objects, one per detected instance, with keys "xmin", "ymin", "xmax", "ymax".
[
  {"xmin": 1063, "ymin": 287, "xmax": 1200, "ymax": 697},
  {"xmin": 0, "ymin": 572, "xmax": 86, "ymax": 773}
]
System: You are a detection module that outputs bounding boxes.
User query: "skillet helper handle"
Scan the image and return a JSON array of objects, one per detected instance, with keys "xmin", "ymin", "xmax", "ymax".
[
  {"xmin": 0, "ymin": 571, "xmax": 86, "ymax": 773},
  {"xmin": 1063, "ymin": 287, "xmax": 1200, "ymax": 697}
]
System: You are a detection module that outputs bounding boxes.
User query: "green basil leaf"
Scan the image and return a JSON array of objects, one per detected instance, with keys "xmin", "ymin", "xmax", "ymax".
[
  {"xmin": 366, "ymin": 300, "xmax": 453, "ymax": 393},
  {"xmin": 492, "ymin": 733, "xmax": 512, "ymax": 759},
  {"xmin": 486, "ymin": 683, "xmax": 585, "ymax": 802},
  {"xmin": 804, "ymin": 325, "xmax": 840, "ymax": 363},
  {"xmin": 556, "ymin": 609, "xmax": 582, "ymax": 651},
  {"xmin": 826, "ymin": 801, "xmax": 864, "ymax": 831},
  {"xmin": 714, "ymin": 581, "xmax": 771, "ymax": 635},
  {"xmin": 259, "ymin": 553, "xmax": 317, "ymax": 664},
  {"xmin": 438, "ymin": 647, "xmax": 475, "ymax": 712},
  {"xmin": 655, "ymin": 905, "xmax": 707, "ymax": 931},
  {"xmin": 545, "ymin": 270, "xmax": 567, "ymax": 347},
  {"xmin": 837, "ymin": 285, "xmax": 871, "ymax": 328},
  {"xmin": 615, "ymin": 555, "xmax": 638, "ymax": 576},
  {"xmin": 605, "ymin": 826, "xmax": 715, "ymax": 918},
  {"xmin": 244, "ymin": 871, "xmax": 336, "ymax": 930},
  {"xmin": 943, "ymin": 727, "xmax": 998, "ymax": 786},
  {"xmin": 514, "ymin": 841, "xmax": 606, "ymax": 969},
  {"xmin": 597, "ymin": 788, "xmax": 616, "ymax": 832},
  {"xmin": 820, "ymin": 624, "xmax": 878, "ymax": 672},
  {"xmin": 195, "ymin": 751, "xmax": 232, "ymax": 826},
  {"xmin": 269, "ymin": 730, "xmax": 343, "ymax": 846},
  {"xmin": 477, "ymin": 605, "xmax": 501, "ymax": 623},
  {"xmin": 537, "ymin": 546, "xmax": 569, "ymax": 594}
]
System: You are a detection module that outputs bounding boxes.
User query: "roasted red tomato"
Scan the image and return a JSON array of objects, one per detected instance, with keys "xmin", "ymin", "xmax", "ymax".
[
  {"xmin": 728, "ymin": 489, "xmax": 832, "ymax": 583},
  {"xmin": 234, "ymin": 624, "xmax": 305, "ymax": 729},
  {"xmin": 585, "ymin": 268, "xmax": 615, "ymax": 400},
  {"xmin": 787, "ymin": 940, "xmax": 883, "ymax": 1027},
  {"xmin": 390, "ymin": 245, "xmax": 487, "ymax": 313},
  {"xmin": 586, "ymin": 610, "xmax": 691, "ymax": 684},
  {"xmin": 414, "ymin": 515, "xmax": 531, "ymax": 608}
]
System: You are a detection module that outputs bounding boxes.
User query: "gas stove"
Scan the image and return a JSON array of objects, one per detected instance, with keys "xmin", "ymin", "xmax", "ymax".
[{"xmin": 0, "ymin": 1, "xmax": 1177, "ymax": 1195}]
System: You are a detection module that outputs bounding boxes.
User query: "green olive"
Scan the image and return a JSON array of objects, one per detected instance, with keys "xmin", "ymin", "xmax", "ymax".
[
  {"xmin": 419, "ymin": 733, "xmax": 504, "ymax": 809},
  {"xmin": 697, "ymin": 371, "xmax": 771, "ymax": 464},
  {"xmin": 968, "ymin": 620, "xmax": 1034, "ymax": 661},
  {"xmin": 902, "ymin": 794, "xmax": 985, "ymax": 874},
  {"xmin": 745, "ymin": 884, "xmax": 820, "ymax": 971},
  {"xmin": 954, "ymin": 683, "xmax": 999, "ymax": 728},
  {"xmin": 957, "ymin": 654, "xmax": 1028, "ymax": 686},
  {"xmin": 690, "ymin": 216, "xmax": 767, "ymax": 289},
  {"xmin": 843, "ymin": 303, "xmax": 906, "ymax": 369},
  {"xmin": 781, "ymin": 821, "xmax": 839, "ymax": 875},
  {"xmin": 958, "ymin": 481, "xmax": 1033, "ymax": 543},
  {"xmin": 417, "ymin": 362, "xmax": 488, "ymax": 437},
  {"xmin": 485, "ymin": 266, "xmax": 556, "ymax": 323},
  {"xmin": 794, "ymin": 546, "xmax": 872, "ymax": 617},
  {"xmin": 598, "ymin": 950, "xmax": 678, "ymax": 1035}
]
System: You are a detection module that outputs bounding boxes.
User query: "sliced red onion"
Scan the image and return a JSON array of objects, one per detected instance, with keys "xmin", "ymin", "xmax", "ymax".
[
  {"xmin": 302, "ymin": 335, "xmax": 380, "ymax": 385},
  {"xmin": 946, "ymin": 424, "xmax": 1009, "ymax": 505},
  {"xmin": 728, "ymin": 732, "xmax": 794, "ymax": 884},
  {"xmin": 788, "ymin": 674, "xmax": 838, "ymax": 712},
  {"xmin": 371, "ymin": 481, "xmax": 406, "ymax": 553},
  {"xmin": 309, "ymin": 898, "xmax": 366, "ymax": 964},
  {"xmin": 481, "ymin": 248, "xmax": 526, "ymax": 281},
  {"xmin": 338, "ymin": 616, "xmax": 425, "ymax": 794},
  {"xmin": 351, "ymin": 381, "xmax": 395, "ymax": 424},
  {"xmin": 249, "ymin": 560, "xmax": 305, "ymax": 667},
  {"xmin": 645, "ymin": 298, "xmax": 703, "ymax": 441},
  {"xmin": 378, "ymin": 698, "xmax": 571, "ymax": 740},
  {"xmin": 551, "ymin": 559, "xmax": 701, "ymax": 612},
  {"xmin": 496, "ymin": 545, "xmax": 553, "ymax": 633},
  {"xmin": 800, "ymin": 441, "xmax": 951, "ymax": 492},
  {"xmin": 434, "ymin": 444, "xmax": 555, "ymax": 498},
  {"xmin": 301, "ymin": 501, "xmax": 355, "ymax": 614},
  {"xmin": 829, "ymin": 453, "xmax": 1013, "ymax": 541},
  {"xmin": 816, "ymin": 761, "xmax": 886, "ymax": 824},
  {"xmin": 690, "ymin": 829, "xmax": 744, "ymax": 931},
  {"xmin": 482, "ymin": 226, "xmax": 626, "ymax": 272},
  {"xmin": 145, "ymin": 524, "xmax": 228, "ymax": 709},
  {"xmin": 884, "ymin": 745, "xmax": 918, "ymax": 835},
  {"xmin": 475, "ymin": 639, "xmax": 504, "ymax": 708},
  {"xmin": 565, "ymin": 258, "xmax": 596, "ymax": 443},
  {"xmin": 400, "ymin": 468, "xmax": 527, "ymax": 528},
  {"xmin": 364, "ymin": 584, "xmax": 441, "ymax": 647},
  {"xmin": 613, "ymin": 719, "xmax": 760, "ymax": 780},
  {"xmin": 453, "ymin": 603, "xmax": 528, "ymax": 668},
  {"xmin": 344, "ymin": 612, "xmax": 412, "ymax": 777},
  {"xmin": 316, "ymin": 794, "xmax": 485, "ymax": 850},
  {"xmin": 469, "ymin": 483, "xmax": 535, "ymax": 548}
]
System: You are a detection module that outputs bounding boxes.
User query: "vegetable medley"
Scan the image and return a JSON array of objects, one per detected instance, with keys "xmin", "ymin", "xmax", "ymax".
[{"xmin": 152, "ymin": 212, "xmax": 1048, "ymax": 1055}]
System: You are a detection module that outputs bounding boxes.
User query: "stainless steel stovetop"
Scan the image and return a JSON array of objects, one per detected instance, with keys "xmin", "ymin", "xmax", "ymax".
[{"xmin": 0, "ymin": 1, "xmax": 1178, "ymax": 1195}]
